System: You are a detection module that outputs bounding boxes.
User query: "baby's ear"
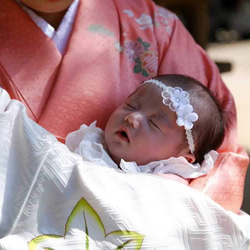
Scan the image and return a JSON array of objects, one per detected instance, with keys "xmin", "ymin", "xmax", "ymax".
[{"xmin": 184, "ymin": 153, "xmax": 196, "ymax": 164}]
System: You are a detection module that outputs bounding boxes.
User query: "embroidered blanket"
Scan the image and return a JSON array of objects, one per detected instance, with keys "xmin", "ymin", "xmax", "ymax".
[
  {"xmin": 0, "ymin": 88, "xmax": 250, "ymax": 249},
  {"xmin": 1, "ymin": 0, "xmax": 249, "ymax": 215}
]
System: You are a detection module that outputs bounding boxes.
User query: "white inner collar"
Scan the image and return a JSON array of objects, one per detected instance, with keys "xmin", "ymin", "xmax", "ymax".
[{"xmin": 16, "ymin": 0, "xmax": 80, "ymax": 55}]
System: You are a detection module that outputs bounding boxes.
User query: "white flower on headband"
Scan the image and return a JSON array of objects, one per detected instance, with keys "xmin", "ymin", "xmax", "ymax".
[
  {"xmin": 161, "ymin": 87, "xmax": 189, "ymax": 111},
  {"xmin": 176, "ymin": 104, "xmax": 198, "ymax": 130}
]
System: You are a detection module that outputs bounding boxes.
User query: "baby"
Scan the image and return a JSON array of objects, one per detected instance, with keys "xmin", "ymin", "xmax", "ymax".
[{"xmin": 66, "ymin": 74, "xmax": 226, "ymax": 179}]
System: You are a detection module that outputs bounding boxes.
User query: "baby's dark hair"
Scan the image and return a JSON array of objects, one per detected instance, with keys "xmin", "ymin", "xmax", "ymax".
[{"xmin": 154, "ymin": 74, "xmax": 226, "ymax": 164}]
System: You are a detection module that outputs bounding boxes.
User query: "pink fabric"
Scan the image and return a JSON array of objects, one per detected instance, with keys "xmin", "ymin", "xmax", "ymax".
[{"xmin": 0, "ymin": 0, "xmax": 248, "ymax": 213}]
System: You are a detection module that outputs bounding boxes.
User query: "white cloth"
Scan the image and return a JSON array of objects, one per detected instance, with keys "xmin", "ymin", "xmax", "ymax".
[
  {"xmin": 66, "ymin": 121, "xmax": 218, "ymax": 179},
  {"xmin": 0, "ymin": 88, "xmax": 250, "ymax": 249},
  {"xmin": 16, "ymin": 0, "xmax": 79, "ymax": 54}
]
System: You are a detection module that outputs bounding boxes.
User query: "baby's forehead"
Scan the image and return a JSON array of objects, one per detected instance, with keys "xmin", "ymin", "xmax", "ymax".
[
  {"xmin": 129, "ymin": 84, "xmax": 174, "ymax": 116},
  {"xmin": 131, "ymin": 83, "xmax": 162, "ymax": 97}
]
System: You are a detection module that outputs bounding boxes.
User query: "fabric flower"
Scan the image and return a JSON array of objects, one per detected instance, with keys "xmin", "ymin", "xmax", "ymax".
[
  {"xmin": 124, "ymin": 40, "xmax": 145, "ymax": 61},
  {"xmin": 162, "ymin": 87, "xmax": 189, "ymax": 111},
  {"xmin": 176, "ymin": 104, "xmax": 198, "ymax": 130}
]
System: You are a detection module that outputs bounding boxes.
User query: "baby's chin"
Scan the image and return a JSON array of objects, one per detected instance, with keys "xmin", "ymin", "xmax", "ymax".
[
  {"xmin": 109, "ymin": 152, "xmax": 148, "ymax": 166},
  {"xmin": 109, "ymin": 152, "xmax": 135, "ymax": 165},
  {"xmin": 107, "ymin": 150, "xmax": 121, "ymax": 165},
  {"xmin": 106, "ymin": 145, "xmax": 151, "ymax": 166}
]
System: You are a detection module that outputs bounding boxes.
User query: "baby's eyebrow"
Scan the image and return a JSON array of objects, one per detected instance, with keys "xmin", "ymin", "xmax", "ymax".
[{"xmin": 157, "ymin": 110, "xmax": 172, "ymax": 127}]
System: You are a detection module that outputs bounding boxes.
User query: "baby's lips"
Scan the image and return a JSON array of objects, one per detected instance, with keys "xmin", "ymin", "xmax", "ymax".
[{"xmin": 117, "ymin": 126, "xmax": 130, "ymax": 142}]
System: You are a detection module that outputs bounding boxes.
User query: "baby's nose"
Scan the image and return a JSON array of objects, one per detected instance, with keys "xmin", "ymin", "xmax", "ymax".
[{"xmin": 125, "ymin": 113, "xmax": 142, "ymax": 129}]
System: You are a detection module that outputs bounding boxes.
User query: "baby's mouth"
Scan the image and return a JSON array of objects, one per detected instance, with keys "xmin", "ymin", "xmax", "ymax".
[{"xmin": 116, "ymin": 129, "xmax": 130, "ymax": 142}]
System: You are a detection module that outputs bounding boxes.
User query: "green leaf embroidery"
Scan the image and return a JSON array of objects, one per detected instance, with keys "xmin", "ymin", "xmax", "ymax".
[
  {"xmin": 29, "ymin": 235, "xmax": 62, "ymax": 250},
  {"xmin": 28, "ymin": 197, "xmax": 144, "ymax": 249},
  {"xmin": 65, "ymin": 198, "xmax": 105, "ymax": 235},
  {"xmin": 134, "ymin": 64, "xmax": 142, "ymax": 73},
  {"xmin": 142, "ymin": 70, "xmax": 149, "ymax": 77},
  {"xmin": 109, "ymin": 231, "xmax": 144, "ymax": 250},
  {"xmin": 65, "ymin": 198, "xmax": 105, "ymax": 250},
  {"xmin": 135, "ymin": 58, "xmax": 141, "ymax": 63},
  {"xmin": 142, "ymin": 42, "xmax": 151, "ymax": 49},
  {"xmin": 137, "ymin": 37, "xmax": 143, "ymax": 43}
]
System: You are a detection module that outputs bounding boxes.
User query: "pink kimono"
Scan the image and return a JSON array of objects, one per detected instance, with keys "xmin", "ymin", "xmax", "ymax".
[{"xmin": 0, "ymin": 0, "xmax": 248, "ymax": 213}]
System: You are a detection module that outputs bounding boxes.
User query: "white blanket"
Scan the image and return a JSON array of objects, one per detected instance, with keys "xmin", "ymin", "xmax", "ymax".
[{"xmin": 0, "ymin": 88, "xmax": 250, "ymax": 249}]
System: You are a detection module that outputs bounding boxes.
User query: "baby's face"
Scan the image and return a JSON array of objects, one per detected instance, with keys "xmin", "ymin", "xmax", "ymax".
[
  {"xmin": 20, "ymin": 0, "xmax": 74, "ymax": 13},
  {"xmin": 104, "ymin": 84, "xmax": 188, "ymax": 165}
]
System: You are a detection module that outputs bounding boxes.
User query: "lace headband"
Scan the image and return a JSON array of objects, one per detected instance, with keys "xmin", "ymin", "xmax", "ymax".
[{"xmin": 142, "ymin": 79, "xmax": 198, "ymax": 154}]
